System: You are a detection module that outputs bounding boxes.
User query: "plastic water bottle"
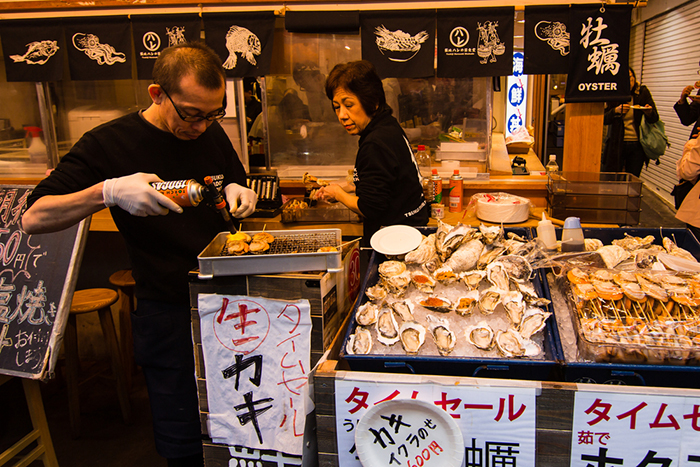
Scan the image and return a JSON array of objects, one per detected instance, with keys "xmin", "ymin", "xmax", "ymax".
[{"xmin": 545, "ymin": 154, "xmax": 559, "ymax": 175}]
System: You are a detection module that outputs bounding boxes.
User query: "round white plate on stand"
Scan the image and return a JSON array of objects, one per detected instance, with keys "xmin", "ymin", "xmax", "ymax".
[
  {"xmin": 355, "ymin": 398, "xmax": 464, "ymax": 467},
  {"xmin": 370, "ymin": 225, "xmax": 422, "ymax": 256}
]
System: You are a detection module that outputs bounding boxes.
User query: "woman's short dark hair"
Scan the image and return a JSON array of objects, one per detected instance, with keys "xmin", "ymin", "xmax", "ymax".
[
  {"xmin": 152, "ymin": 42, "xmax": 226, "ymax": 95},
  {"xmin": 325, "ymin": 60, "xmax": 387, "ymax": 118}
]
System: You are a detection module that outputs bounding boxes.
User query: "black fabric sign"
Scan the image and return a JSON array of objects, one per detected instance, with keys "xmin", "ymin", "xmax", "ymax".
[
  {"xmin": 64, "ymin": 16, "xmax": 132, "ymax": 80},
  {"xmin": 131, "ymin": 14, "xmax": 201, "ymax": 81},
  {"xmin": 203, "ymin": 12, "xmax": 275, "ymax": 78},
  {"xmin": 436, "ymin": 7, "xmax": 514, "ymax": 78},
  {"xmin": 0, "ymin": 185, "xmax": 88, "ymax": 380},
  {"xmin": 360, "ymin": 10, "xmax": 435, "ymax": 79},
  {"xmin": 0, "ymin": 19, "xmax": 64, "ymax": 82},
  {"xmin": 524, "ymin": 5, "xmax": 570, "ymax": 75},
  {"xmin": 285, "ymin": 11, "xmax": 360, "ymax": 34},
  {"xmin": 565, "ymin": 4, "xmax": 632, "ymax": 103}
]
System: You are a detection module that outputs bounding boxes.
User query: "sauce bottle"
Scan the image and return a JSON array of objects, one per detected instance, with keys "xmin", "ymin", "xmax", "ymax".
[
  {"xmin": 536, "ymin": 212, "xmax": 557, "ymax": 251},
  {"xmin": 430, "ymin": 169, "xmax": 443, "ymax": 205},
  {"xmin": 448, "ymin": 169, "xmax": 463, "ymax": 213},
  {"xmin": 561, "ymin": 216, "xmax": 585, "ymax": 252}
]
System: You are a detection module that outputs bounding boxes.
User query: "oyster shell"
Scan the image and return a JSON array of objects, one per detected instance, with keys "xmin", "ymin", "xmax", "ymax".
[
  {"xmin": 477, "ymin": 245, "xmax": 506, "ymax": 270},
  {"xmin": 454, "ymin": 290, "xmax": 480, "ymax": 316},
  {"xmin": 390, "ymin": 300, "xmax": 415, "ymax": 322},
  {"xmin": 434, "ymin": 265, "xmax": 459, "ymax": 284},
  {"xmin": 479, "ymin": 224, "xmax": 504, "ymax": 245},
  {"xmin": 376, "ymin": 307, "xmax": 400, "ymax": 345},
  {"xmin": 383, "ymin": 271, "xmax": 411, "ymax": 296},
  {"xmin": 419, "ymin": 296, "xmax": 453, "ymax": 313},
  {"xmin": 514, "ymin": 281, "xmax": 551, "ymax": 307},
  {"xmin": 356, "ymin": 302, "xmax": 379, "ymax": 326},
  {"xmin": 478, "ymin": 288, "xmax": 502, "ymax": 314},
  {"xmin": 596, "ymin": 245, "xmax": 631, "ymax": 269},
  {"xmin": 436, "ymin": 221, "xmax": 475, "ymax": 261},
  {"xmin": 444, "ymin": 239, "xmax": 484, "ymax": 273},
  {"xmin": 346, "ymin": 327, "xmax": 372, "ymax": 355},
  {"xmin": 379, "ymin": 260, "xmax": 407, "ymax": 278},
  {"xmin": 502, "ymin": 291, "xmax": 526, "ymax": 325},
  {"xmin": 464, "ymin": 321, "xmax": 495, "ymax": 350},
  {"xmin": 423, "ymin": 256, "xmax": 443, "ymax": 275},
  {"xmin": 518, "ymin": 307, "xmax": 551, "ymax": 339},
  {"xmin": 405, "ymin": 234, "xmax": 437, "ymax": 264},
  {"xmin": 399, "ymin": 321, "xmax": 426, "ymax": 355},
  {"xmin": 365, "ymin": 284, "xmax": 387, "ymax": 303},
  {"xmin": 612, "ymin": 233, "xmax": 655, "ymax": 251},
  {"xmin": 486, "ymin": 261, "xmax": 510, "ymax": 291},
  {"xmin": 426, "ymin": 314, "xmax": 456, "ymax": 356},
  {"xmin": 495, "ymin": 329, "xmax": 527, "ymax": 357},
  {"xmin": 495, "ymin": 255, "xmax": 533, "ymax": 282},
  {"xmin": 584, "ymin": 238, "xmax": 604, "ymax": 252},
  {"xmin": 411, "ymin": 271, "xmax": 437, "ymax": 294},
  {"xmin": 460, "ymin": 270, "xmax": 487, "ymax": 290}
]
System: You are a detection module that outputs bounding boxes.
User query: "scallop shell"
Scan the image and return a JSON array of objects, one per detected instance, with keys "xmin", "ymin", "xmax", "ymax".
[
  {"xmin": 399, "ymin": 321, "xmax": 426, "ymax": 355},
  {"xmin": 518, "ymin": 307, "xmax": 551, "ymax": 339},
  {"xmin": 419, "ymin": 296, "xmax": 453, "ymax": 313},
  {"xmin": 365, "ymin": 284, "xmax": 387, "ymax": 303},
  {"xmin": 390, "ymin": 300, "xmax": 415, "ymax": 322},
  {"xmin": 454, "ymin": 290, "xmax": 479, "ymax": 316},
  {"xmin": 464, "ymin": 321, "xmax": 495, "ymax": 350},
  {"xmin": 376, "ymin": 307, "xmax": 400, "ymax": 345},
  {"xmin": 346, "ymin": 327, "xmax": 372, "ymax": 355},
  {"xmin": 478, "ymin": 288, "xmax": 502, "ymax": 314},
  {"xmin": 411, "ymin": 271, "xmax": 437, "ymax": 294},
  {"xmin": 355, "ymin": 302, "xmax": 379, "ymax": 326},
  {"xmin": 379, "ymin": 260, "xmax": 407, "ymax": 278},
  {"xmin": 426, "ymin": 315, "xmax": 456, "ymax": 356}
]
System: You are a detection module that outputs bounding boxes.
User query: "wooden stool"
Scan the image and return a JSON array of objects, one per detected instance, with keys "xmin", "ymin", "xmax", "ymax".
[
  {"xmin": 109, "ymin": 269, "xmax": 136, "ymax": 388},
  {"xmin": 64, "ymin": 288, "xmax": 132, "ymax": 438}
]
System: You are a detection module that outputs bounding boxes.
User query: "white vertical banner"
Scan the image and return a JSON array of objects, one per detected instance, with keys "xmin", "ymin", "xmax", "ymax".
[{"xmin": 506, "ymin": 51, "xmax": 528, "ymax": 138}]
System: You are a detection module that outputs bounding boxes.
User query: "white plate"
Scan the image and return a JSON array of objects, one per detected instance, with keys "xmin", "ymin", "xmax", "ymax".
[
  {"xmin": 355, "ymin": 399, "xmax": 464, "ymax": 467},
  {"xmin": 630, "ymin": 105, "xmax": 648, "ymax": 110},
  {"xmin": 370, "ymin": 225, "xmax": 422, "ymax": 255}
]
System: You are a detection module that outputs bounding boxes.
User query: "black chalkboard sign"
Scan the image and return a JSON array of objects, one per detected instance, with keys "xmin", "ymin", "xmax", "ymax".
[{"xmin": 0, "ymin": 185, "xmax": 89, "ymax": 380}]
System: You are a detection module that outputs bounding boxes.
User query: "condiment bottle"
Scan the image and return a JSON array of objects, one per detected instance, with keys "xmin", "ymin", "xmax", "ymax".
[
  {"xmin": 430, "ymin": 169, "xmax": 443, "ymax": 205},
  {"xmin": 561, "ymin": 216, "xmax": 585, "ymax": 252},
  {"xmin": 536, "ymin": 212, "xmax": 557, "ymax": 251},
  {"xmin": 448, "ymin": 169, "xmax": 463, "ymax": 213}
]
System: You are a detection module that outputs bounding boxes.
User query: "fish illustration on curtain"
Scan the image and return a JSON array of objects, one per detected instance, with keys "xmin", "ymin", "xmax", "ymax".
[
  {"xmin": 222, "ymin": 26, "xmax": 261, "ymax": 69},
  {"xmin": 72, "ymin": 33, "xmax": 126, "ymax": 65},
  {"xmin": 10, "ymin": 40, "xmax": 59, "ymax": 65},
  {"xmin": 534, "ymin": 21, "xmax": 570, "ymax": 56}
]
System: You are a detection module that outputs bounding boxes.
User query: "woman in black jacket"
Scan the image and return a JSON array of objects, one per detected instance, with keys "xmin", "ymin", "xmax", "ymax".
[
  {"xmin": 314, "ymin": 60, "xmax": 429, "ymax": 245},
  {"xmin": 602, "ymin": 67, "xmax": 659, "ymax": 177}
]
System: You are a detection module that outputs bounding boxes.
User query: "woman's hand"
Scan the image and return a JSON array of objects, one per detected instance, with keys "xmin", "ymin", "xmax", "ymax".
[
  {"xmin": 641, "ymin": 104, "xmax": 653, "ymax": 115},
  {"xmin": 616, "ymin": 103, "xmax": 630, "ymax": 114}
]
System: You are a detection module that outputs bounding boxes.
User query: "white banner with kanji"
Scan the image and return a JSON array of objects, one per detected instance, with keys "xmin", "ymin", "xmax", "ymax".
[
  {"xmin": 571, "ymin": 387, "xmax": 700, "ymax": 467},
  {"xmin": 198, "ymin": 294, "xmax": 313, "ymax": 455},
  {"xmin": 334, "ymin": 373, "xmax": 537, "ymax": 466}
]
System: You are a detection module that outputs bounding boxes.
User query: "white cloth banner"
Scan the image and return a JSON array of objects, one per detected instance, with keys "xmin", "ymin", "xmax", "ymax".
[{"xmin": 198, "ymin": 294, "xmax": 312, "ymax": 455}]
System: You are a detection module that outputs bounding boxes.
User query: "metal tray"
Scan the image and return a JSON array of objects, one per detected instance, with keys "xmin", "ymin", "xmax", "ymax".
[
  {"xmin": 341, "ymin": 227, "xmax": 563, "ymax": 381},
  {"xmin": 197, "ymin": 229, "xmax": 342, "ymax": 279}
]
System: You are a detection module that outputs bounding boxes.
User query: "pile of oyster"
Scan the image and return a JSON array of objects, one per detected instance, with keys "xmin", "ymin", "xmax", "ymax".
[{"xmin": 346, "ymin": 221, "xmax": 552, "ymax": 359}]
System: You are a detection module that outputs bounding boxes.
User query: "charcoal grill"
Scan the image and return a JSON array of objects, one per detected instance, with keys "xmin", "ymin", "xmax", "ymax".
[{"xmin": 198, "ymin": 229, "xmax": 343, "ymax": 278}]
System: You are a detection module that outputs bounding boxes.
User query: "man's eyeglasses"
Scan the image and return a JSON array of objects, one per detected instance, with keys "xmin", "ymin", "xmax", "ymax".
[{"xmin": 159, "ymin": 85, "xmax": 226, "ymax": 123}]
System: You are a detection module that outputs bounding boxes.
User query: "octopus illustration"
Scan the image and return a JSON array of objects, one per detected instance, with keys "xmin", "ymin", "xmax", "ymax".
[
  {"xmin": 477, "ymin": 21, "xmax": 506, "ymax": 64},
  {"xmin": 72, "ymin": 33, "xmax": 126, "ymax": 65},
  {"xmin": 222, "ymin": 26, "xmax": 261, "ymax": 70},
  {"xmin": 375, "ymin": 25, "xmax": 429, "ymax": 62},
  {"xmin": 10, "ymin": 40, "xmax": 59, "ymax": 65},
  {"xmin": 534, "ymin": 21, "xmax": 570, "ymax": 56},
  {"xmin": 166, "ymin": 26, "xmax": 187, "ymax": 47}
]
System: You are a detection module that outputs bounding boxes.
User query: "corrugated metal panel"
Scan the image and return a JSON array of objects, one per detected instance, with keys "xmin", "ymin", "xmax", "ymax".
[
  {"xmin": 629, "ymin": 23, "xmax": 644, "ymax": 75},
  {"xmin": 639, "ymin": 0, "xmax": 700, "ymax": 205}
]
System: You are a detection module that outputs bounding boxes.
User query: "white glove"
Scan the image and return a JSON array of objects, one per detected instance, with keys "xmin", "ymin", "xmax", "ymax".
[
  {"xmin": 102, "ymin": 173, "xmax": 183, "ymax": 217},
  {"xmin": 224, "ymin": 183, "xmax": 258, "ymax": 218}
]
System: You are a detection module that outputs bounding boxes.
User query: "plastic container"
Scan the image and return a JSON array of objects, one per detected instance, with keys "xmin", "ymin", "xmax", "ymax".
[
  {"xmin": 561, "ymin": 217, "xmax": 584, "ymax": 252},
  {"xmin": 545, "ymin": 154, "xmax": 559, "ymax": 175},
  {"xmin": 430, "ymin": 169, "xmax": 443, "ymax": 205},
  {"xmin": 24, "ymin": 126, "xmax": 47, "ymax": 163},
  {"xmin": 536, "ymin": 212, "xmax": 557, "ymax": 251},
  {"xmin": 448, "ymin": 170, "xmax": 463, "ymax": 212}
]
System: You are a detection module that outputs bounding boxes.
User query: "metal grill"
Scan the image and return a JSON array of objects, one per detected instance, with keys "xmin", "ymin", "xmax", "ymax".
[{"xmin": 220, "ymin": 231, "xmax": 338, "ymax": 257}]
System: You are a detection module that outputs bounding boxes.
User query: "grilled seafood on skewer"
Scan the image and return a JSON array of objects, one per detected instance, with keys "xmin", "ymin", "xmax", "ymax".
[
  {"xmin": 252, "ymin": 231, "xmax": 275, "ymax": 244},
  {"xmin": 663, "ymin": 237, "xmax": 697, "ymax": 262},
  {"xmin": 596, "ymin": 245, "xmax": 631, "ymax": 269},
  {"xmin": 249, "ymin": 240, "xmax": 270, "ymax": 254}
]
